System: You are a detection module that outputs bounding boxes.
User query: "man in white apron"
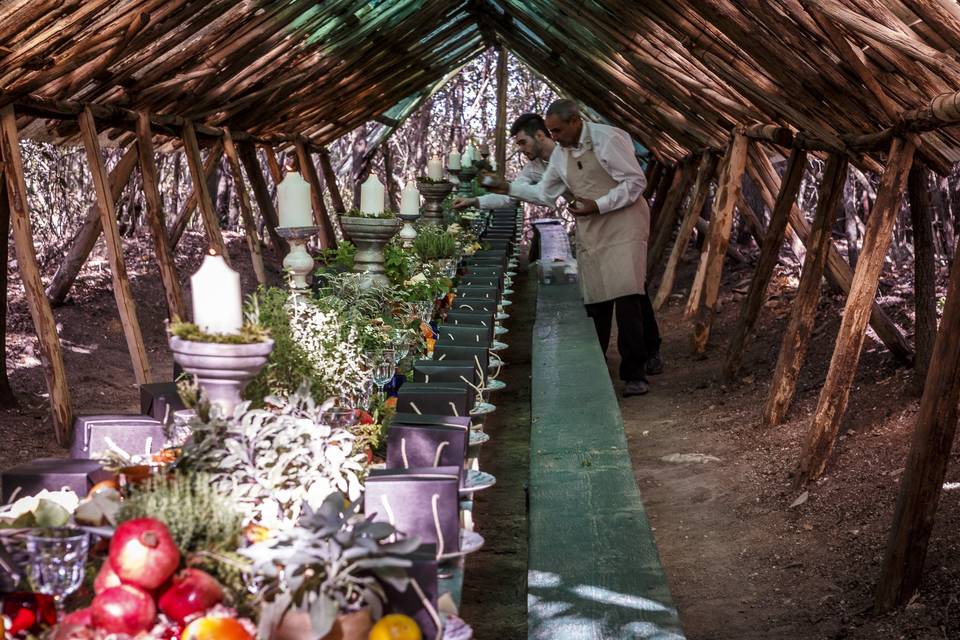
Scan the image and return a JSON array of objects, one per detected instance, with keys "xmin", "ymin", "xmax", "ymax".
[{"xmin": 490, "ymin": 100, "xmax": 659, "ymax": 396}]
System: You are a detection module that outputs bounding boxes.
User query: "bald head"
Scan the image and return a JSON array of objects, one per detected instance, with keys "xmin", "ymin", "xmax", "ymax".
[{"xmin": 544, "ymin": 99, "xmax": 583, "ymax": 148}]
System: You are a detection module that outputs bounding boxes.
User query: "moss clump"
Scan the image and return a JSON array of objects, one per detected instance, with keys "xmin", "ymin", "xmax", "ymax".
[
  {"xmin": 342, "ymin": 208, "xmax": 396, "ymax": 219},
  {"xmin": 168, "ymin": 320, "xmax": 269, "ymax": 344}
]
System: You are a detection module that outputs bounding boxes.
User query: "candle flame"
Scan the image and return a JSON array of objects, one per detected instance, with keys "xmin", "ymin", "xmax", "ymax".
[{"xmin": 208, "ymin": 248, "xmax": 217, "ymax": 256}]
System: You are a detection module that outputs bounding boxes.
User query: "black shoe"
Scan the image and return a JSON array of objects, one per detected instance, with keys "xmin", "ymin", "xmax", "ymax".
[
  {"xmin": 623, "ymin": 380, "xmax": 650, "ymax": 397},
  {"xmin": 645, "ymin": 351, "xmax": 664, "ymax": 376}
]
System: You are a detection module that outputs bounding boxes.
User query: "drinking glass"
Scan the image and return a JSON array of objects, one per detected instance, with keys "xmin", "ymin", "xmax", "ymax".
[
  {"xmin": 391, "ymin": 330, "xmax": 411, "ymax": 365},
  {"xmin": 324, "ymin": 401, "xmax": 357, "ymax": 429},
  {"xmin": 373, "ymin": 350, "xmax": 396, "ymax": 396},
  {"xmin": 25, "ymin": 528, "xmax": 89, "ymax": 618}
]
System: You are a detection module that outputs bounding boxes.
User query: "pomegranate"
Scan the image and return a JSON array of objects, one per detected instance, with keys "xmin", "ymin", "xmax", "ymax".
[
  {"xmin": 109, "ymin": 518, "xmax": 180, "ymax": 589},
  {"xmin": 158, "ymin": 569, "xmax": 224, "ymax": 624},
  {"xmin": 94, "ymin": 561, "xmax": 122, "ymax": 594},
  {"xmin": 91, "ymin": 584, "xmax": 157, "ymax": 635},
  {"xmin": 60, "ymin": 608, "xmax": 92, "ymax": 627}
]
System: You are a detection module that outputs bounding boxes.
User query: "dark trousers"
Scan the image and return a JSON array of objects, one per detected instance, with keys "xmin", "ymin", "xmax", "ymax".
[{"xmin": 585, "ymin": 293, "xmax": 659, "ymax": 382}]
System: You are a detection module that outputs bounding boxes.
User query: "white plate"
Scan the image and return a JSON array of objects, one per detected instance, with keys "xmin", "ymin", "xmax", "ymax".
[
  {"xmin": 484, "ymin": 379, "xmax": 506, "ymax": 392},
  {"xmin": 443, "ymin": 613, "xmax": 474, "ymax": 640},
  {"xmin": 499, "ymin": 299, "xmax": 513, "ymax": 307},
  {"xmin": 503, "ymin": 288, "xmax": 514, "ymax": 296},
  {"xmin": 460, "ymin": 469, "xmax": 496, "ymax": 495},
  {"xmin": 469, "ymin": 430, "xmax": 490, "ymax": 446},
  {"xmin": 494, "ymin": 325, "xmax": 508, "ymax": 336},
  {"xmin": 490, "ymin": 340, "xmax": 509, "ymax": 352},
  {"xmin": 438, "ymin": 529, "xmax": 485, "ymax": 560},
  {"xmin": 469, "ymin": 401, "xmax": 497, "ymax": 416}
]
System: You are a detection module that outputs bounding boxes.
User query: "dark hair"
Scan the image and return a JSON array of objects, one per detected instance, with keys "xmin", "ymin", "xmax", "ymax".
[
  {"xmin": 510, "ymin": 113, "xmax": 549, "ymax": 138},
  {"xmin": 545, "ymin": 99, "xmax": 580, "ymax": 120}
]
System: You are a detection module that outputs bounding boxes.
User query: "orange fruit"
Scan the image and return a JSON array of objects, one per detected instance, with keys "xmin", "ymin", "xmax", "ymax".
[
  {"xmin": 181, "ymin": 617, "xmax": 253, "ymax": 640},
  {"xmin": 369, "ymin": 614, "xmax": 421, "ymax": 640},
  {"xmin": 87, "ymin": 479, "xmax": 120, "ymax": 497}
]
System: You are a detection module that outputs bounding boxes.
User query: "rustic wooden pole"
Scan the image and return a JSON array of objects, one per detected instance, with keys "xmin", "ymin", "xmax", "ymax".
[
  {"xmin": 0, "ymin": 179, "xmax": 17, "ymax": 408},
  {"xmin": 723, "ymin": 147, "xmax": 807, "ymax": 378},
  {"xmin": 223, "ymin": 130, "xmax": 266, "ymax": 284},
  {"xmin": 875, "ymin": 197, "xmax": 960, "ymax": 610},
  {"xmin": 495, "ymin": 42, "xmax": 508, "ymax": 178},
  {"xmin": 653, "ymin": 152, "xmax": 718, "ymax": 310},
  {"xmin": 45, "ymin": 144, "xmax": 139, "ymax": 306},
  {"xmin": 169, "ymin": 142, "xmax": 222, "ymax": 249},
  {"xmin": 0, "ymin": 105, "xmax": 72, "ymax": 445},
  {"xmin": 647, "ymin": 157, "xmax": 696, "ymax": 273},
  {"xmin": 691, "ymin": 133, "xmax": 749, "ymax": 353},
  {"xmin": 236, "ymin": 141, "xmax": 286, "ymax": 258},
  {"xmin": 799, "ymin": 138, "xmax": 916, "ymax": 483},
  {"xmin": 318, "ymin": 147, "xmax": 347, "ymax": 215},
  {"xmin": 262, "ymin": 145, "xmax": 284, "ymax": 186},
  {"xmin": 907, "ymin": 163, "xmax": 937, "ymax": 389},
  {"xmin": 79, "ymin": 106, "xmax": 152, "ymax": 386},
  {"xmin": 761, "ymin": 154, "xmax": 848, "ymax": 428},
  {"xmin": 644, "ymin": 159, "xmax": 664, "ymax": 200},
  {"xmin": 135, "ymin": 112, "xmax": 186, "ymax": 320},
  {"xmin": 294, "ymin": 138, "xmax": 336, "ymax": 248},
  {"xmin": 182, "ymin": 121, "xmax": 229, "ymax": 260},
  {"xmin": 381, "ymin": 142, "xmax": 399, "ymax": 213},
  {"xmin": 647, "ymin": 164, "xmax": 677, "ymax": 237}
]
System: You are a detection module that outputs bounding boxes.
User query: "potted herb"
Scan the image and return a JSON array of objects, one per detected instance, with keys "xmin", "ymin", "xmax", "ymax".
[
  {"xmin": 339, "ymin": 208, "xmax": 402, "ymax": 288},
  {"xmin": 241, "ymin": 492, "xmax": 420, "ymax": 640}
]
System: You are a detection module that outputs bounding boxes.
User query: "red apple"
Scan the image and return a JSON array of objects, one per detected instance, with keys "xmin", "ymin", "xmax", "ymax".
[
  {"xmin": 94, "ymin": 561, "xmax": 122, "ymax": 594},
  {"xmin": 157, "ymin": 568, "xmax": 224, "ymax": 624},
  {"xmin": 91, "ymin": 584, "xmax": 156, "ymax": 636},
  {"xmin": 109, "ymin": 518, "xmax": 180, "ymax": 589}
]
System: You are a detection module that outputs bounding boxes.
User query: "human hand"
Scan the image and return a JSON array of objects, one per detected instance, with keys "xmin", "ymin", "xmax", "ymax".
[
  {"xmin": 452, "ymin": 197, "xmax": 478, "ymax": 210},
  {"xmin": 569, "ymin": 197, "xmax": 599, "ymax": 217}
]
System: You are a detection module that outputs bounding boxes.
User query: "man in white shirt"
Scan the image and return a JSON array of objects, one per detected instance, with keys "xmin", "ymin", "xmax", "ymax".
[
  {"xmin": 489, "ymin": 99, "xmax": 661, "ymax": 397},
  {"xmin": 452, "ymin": 113, "xmax": 556, "ymax": 210}
]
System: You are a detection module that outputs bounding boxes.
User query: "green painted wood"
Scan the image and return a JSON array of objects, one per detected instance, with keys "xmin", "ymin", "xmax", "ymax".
[{"xmin": 529, "ymin": 283, "xmax": 684, "ymax": 639}]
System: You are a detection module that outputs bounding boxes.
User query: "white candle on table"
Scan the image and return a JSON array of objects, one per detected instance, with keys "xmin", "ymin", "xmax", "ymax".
[
  {"xmin": 359, "ymin": 174, "xmax": 386, "ymax": 214},
  {"xmin": 463, "ymin": 143, "xmax": 476, "ymax": 166},
  {"xmin": 489, "ymin": 156, "xmax": 497, "ymax": 171},
  {"xmin": 400, "ymin": 181, "xmax": 421, "ymax": 216},
  {"xmin": 277, "ymin": 172, "xmax": 312, "ymax": 228},
  {"xmin": 447, "ymin": 150, "xmax": 461, "ymax": 170},
  {"xmin": 427, "ymin": 156, "xmax": 443, "ymax": 180},
  {"xmin": 191, "ymin": 252, "xmax": 242, "ymax": 334}
]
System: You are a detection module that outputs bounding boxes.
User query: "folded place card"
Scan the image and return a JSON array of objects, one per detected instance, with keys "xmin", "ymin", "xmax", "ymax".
[
  {"xmin": 138, "ymin": 382, "xmax": 186, "ymax": 422},
  {"xmin": 382, "ymin": 543, "xmax": 442, "ymax": 640},
  {"xmin": 396, "ymin": 383, "xmax": 472, "ymax": 417},
  {"xmin": 386, "ymin": 424, "xmax": 467, "ymax": 484},
  {"xmin": 364, "ymin": 467, "xmax": 461, "ymax": 558},
  {"xmin": 1, "ymin": 459, "xmax": 110, "ymax": 504},
  {"xmin": 69, "ymin": 415, "xmax": 167, "ymax": 460}
]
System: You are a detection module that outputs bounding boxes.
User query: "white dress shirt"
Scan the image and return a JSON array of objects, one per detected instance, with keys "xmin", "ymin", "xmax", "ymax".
[
  {"xmin": 509, "ymin": 121, "xmax": 646, "ymax": 214},
  {"xmin": 476, "ymin": 157, "xmax": 548, "ymax": 209}
]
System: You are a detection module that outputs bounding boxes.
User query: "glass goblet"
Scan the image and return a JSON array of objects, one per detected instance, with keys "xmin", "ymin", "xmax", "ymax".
[
  {"xmin": 24, "ymin": 528, "xmax": 89, "ymax": 619},
  {"xmin": 373, "ymin": 351, "xmax": 396, "ymax": 396},
  {"xmin": 324, "ymin": 402, "xmax": 357, "ymax": 429}
]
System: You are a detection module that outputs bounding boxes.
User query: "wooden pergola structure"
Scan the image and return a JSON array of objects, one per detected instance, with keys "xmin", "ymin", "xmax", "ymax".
[{"xmin": 4, "ymin": 0, "xmax": 960, "ymax": 615}]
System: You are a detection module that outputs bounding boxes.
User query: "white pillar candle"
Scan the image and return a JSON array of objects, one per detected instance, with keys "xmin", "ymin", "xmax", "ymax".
[
  {"xmin": 447, "ymin": 150, "xmax": 461, "ymax": 170},
  {"xmin": 400, "ymin": 180, "xmax": 421, "ymax": 216},
  {"xmin": 489, "ymin": 156, "xmax": 497, "ymax": 171},
  {"xmin": 359, "ymin": 174, "xmax": 386, "ymax": 214},
  {"xmin": 191, "ymin": 252, "xmax": 243, "ymax": 334},
  {"xmin": 427, "ymin": 156, "xmax": 444, "ymax": 180},
  {"xmin": 277, "ymin": 172, "xmax": 312, "ymax": 228},
  {"xmin": 462, "ymin": 144, "xmax": 475, "ymax": 167}
]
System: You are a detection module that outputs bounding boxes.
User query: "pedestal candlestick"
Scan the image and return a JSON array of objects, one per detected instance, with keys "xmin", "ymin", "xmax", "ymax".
[
  {"xmin": 451, "ymin": 166, "xmax": 478, "ymax": 199},
  {"xmin": 339, "ymin": 216, "xmax": 401, "ymax": 287},
  {"xmin": 169, "ymin": 337, "xmax": 274, "ymax": 416},
  {"xmin": 277, "ymin": 226, "xmax": 320, "ymax": 291},
  {"xmin": 417, "ymin": 180, "xmax": 455, "ymax": 225}
]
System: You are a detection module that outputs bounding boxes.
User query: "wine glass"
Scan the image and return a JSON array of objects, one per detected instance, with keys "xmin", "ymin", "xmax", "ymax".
[
  {"xmin": 372, "ymin": 350, "xmax": 396, "ymax": 397},
  {"xmin": 391, "ymin": 329, "xmax": 411, "ymax": 365},
  {"xmin": 25, "ymin": 528, "xmax": 89, "ymax": 619},
  {"xmin": 323, "ymin": 401, "xmax": 357, "ymax": 429}
]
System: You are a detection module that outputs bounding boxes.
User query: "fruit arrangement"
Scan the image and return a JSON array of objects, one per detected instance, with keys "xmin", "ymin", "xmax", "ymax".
[{"xmin": 54, "ymin": 518, "xmax": 254, "ymax": 640}]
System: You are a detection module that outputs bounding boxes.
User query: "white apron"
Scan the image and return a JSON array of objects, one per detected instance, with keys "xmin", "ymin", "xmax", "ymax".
[{"xmin": 567, "ymin": 129, "xmax": 649, "ymax": 304}]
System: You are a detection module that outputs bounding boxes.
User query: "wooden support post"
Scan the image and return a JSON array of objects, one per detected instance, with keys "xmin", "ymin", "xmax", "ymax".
[
  {"xmin": 653, "ymin": 153, "xmax": 718, "ymax": 310},
  {"xmin": 381, "ymin": 142, "xmax": 399, "ymax": 213},
  {"xmin": 875, "ymin": 192, "xmax": 960, "ymax": 610},
  {"xmin": 648, "ymin": 164, "xmax": 677, "ymax": 237},
  {"xmin": 691, "ymin": 133, "xmax": 750, "ymax": 353},
  {"xmin": 747, "ymin": 147, "xmax": 914, "ymax": 364},
  {"xmin": 723, "ymin": 148, "xmax": 807, "ymax": 378},
  {"xmin": 799, "ymin": 138, "xmax": 916, "ymax": 483},
  {"xmin": 495, "ymin": 43, "xmax": 508, "ymax": 178},
  {"xmin": 318, "ymin": 147, "xmax": 347, "ymax": 215},
  {"xmin": 761, "ymin": 154, "xmax": 848, "ymax": 428},
  {"xmin": 79, "ymin": 107, "xmax": 152, "ymax": 386},
  {"xmin": 0, "ymin": 105, "xmax": 72, "ymax": 445},
  {"xmin": 169, "ymin": 142, "xmax": 222, "ymax": 249},
  {"xmin": 223, "ymin": 130, "xmax": 266, "ymax": 284},
  {"xmin": 295, "ymin": 138, "xmax": 337, "ymax": 249},
  {"xmin": 45, "ymin": 145, "xmax": 139, "ymax": 306},
  {"xmin": 135, "ymin": 113, "xmax": 186, "ymax": 320},
  {"xmin": 0, "ymin": 179, "xmax": 17, "ymax": 408},
  {"xmin": 648, "ymin": 157, "xmax": 696, "ymax": 273},
  {"xmin": 907, "ymin": 163, "xmax": 937, "ymax": 388},
  {"xmin": 236, "ymin": 141, "xmax": 287, "ymax": 258},
  {"xmin": 644, "ymin": 160, "xmax": 664, "ymax": 200},
  {"xmin": 685, "ymin": 149, "xmax": 734, "ymax": 320},
  {"xmin": 182, "ymin": 121, "xmax": 228, "ymax": 260},
  {"xmin": 262, "ymin": 145, "xmax": 284, "ymax": 186}
]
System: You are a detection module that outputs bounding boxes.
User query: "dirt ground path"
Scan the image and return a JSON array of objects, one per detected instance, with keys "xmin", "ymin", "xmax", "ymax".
[{"xmin": 611, "ymin": 262, "xmax": 960, "ymax": 640}]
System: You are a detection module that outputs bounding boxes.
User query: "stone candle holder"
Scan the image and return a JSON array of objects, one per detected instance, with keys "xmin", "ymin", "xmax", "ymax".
[
  {"xmin": 451, "ymin": 166, "xmax": 479, "ymax": 198},
  {"xmin": 416, "ymin": 179, "xmax": 454, "ymax": 225},
  {"xmin": 398, "ymin": 209, "xmax": 420, "ymax": 247},
  {"xmin": 277, "ymin": 226, "xmax": 320, "ymax": 291},
  {"xmin": 168, "ymin": 336, "xmax": 274, "ymax": 416},
  {"xmin": 339, "ymin": 215, "xmax": 401, "ymax": 287}
]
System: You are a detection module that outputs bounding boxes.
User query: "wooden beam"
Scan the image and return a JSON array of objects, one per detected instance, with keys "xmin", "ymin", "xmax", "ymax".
[
  {"xmin": 907, "ymin": 163, "xmax": 937, "ymax": 390},
  {"xmin": 236, "ymin": 140, "xmax": 287, "ymax": 258},
  {"xmin": 223, "ymin": 130, "xmax": 266, "ymax": 284},
  {"xmin": 799, "ymin": 138, "xmax": 916, "ymax": 483},
  {"xmin": 135, "ymin": 112, "xmax": 186, "ymax": 320},
  {"xmin": 647, "ymin": 163, "xmax": 677, "ymax": 237},
  {"xmin": 653, "ymin": 152, "xmax": 718, "ymax": 311},
  {"xmin": 169, "ymin": 141, "xmax": 223, "ymax": 249},
  {"xmin": 45, "ymin": 144, "xmax": 139, "ymax": 306},
  {"xmin": 761, "ymin": 154, "xmax": 848, "ymax": 428},
  {"xmin": 0, "ymin": 178, "xmax": 17, "ymax": 408},
  {"xmin": 875, "ymin": 186, "xmax": 960, "ymax": 609},
  {"xmin": 295, "ymin": 138, "xmax": 336, "ymax": 248},
  {"xmin": 691, "ymin": 133, "xmax": 749, "ymax": 353},
  {"xmin": 318, "ymin": 146, "xmax": 347, "ymax": 214},
  {"xmin": 0, "ymin": 105, "xmax": 72, "ymax": 445},
  {"xmin": 182, "ymin": 120, "xmax": 229, "ymax": 260},
  {"xmin": 262, "ymin": 145, "xmax": 284, "ymax": 186},
  {"xmin": 78, "ymin": 106, "xmax": 152, "ymax": 386},
  {"xmin": 724, "ymin": 147, "xmax": 807, "ymax": 378},
  {"xmin": 495, "ymin": 42, "xmax": 508, "ymax": 178},
  {"xmin": 644, "ymin": 159, "xmax": 663, "ymax": 200},
  {"xmin": 647, "ymin": 156, "xmax": 696, "ymax": 272}
]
